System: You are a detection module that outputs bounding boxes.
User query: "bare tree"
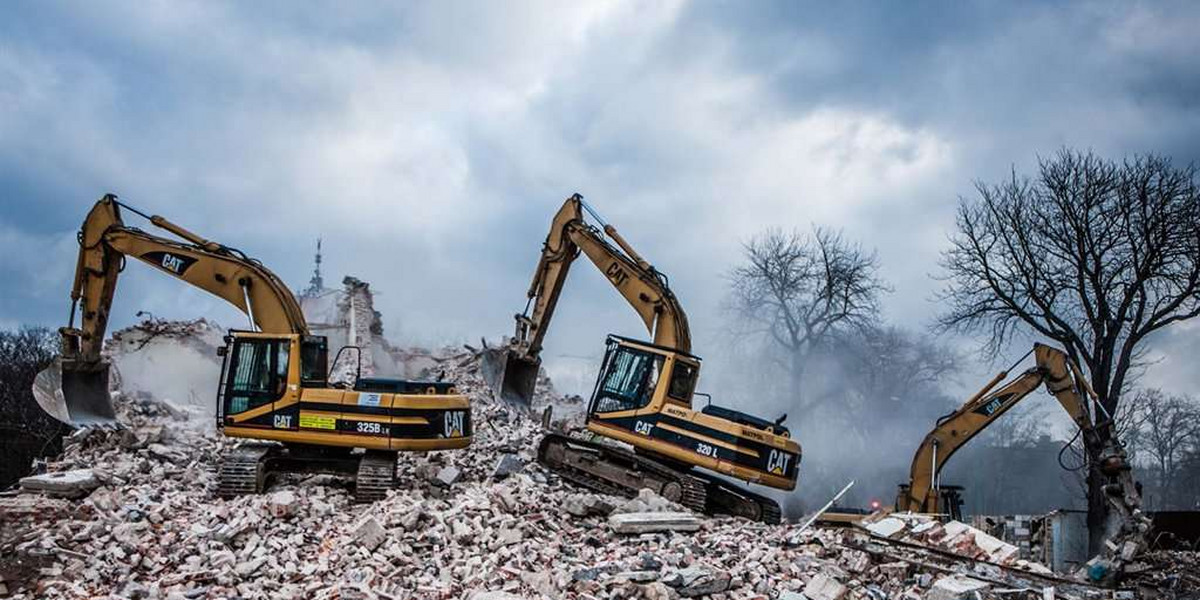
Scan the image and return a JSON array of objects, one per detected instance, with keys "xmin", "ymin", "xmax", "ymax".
[
  {"xmin": 728, "ymin": 227, "xmax": 888, "ymax": 412},
  {"xmin": 937, "ymin": 149, "xmax": 1200, "ymax": 548},
  {"xmin": 826, "ymin": 325, "xmax": 958, "ymax": 423},
  {"xmin": 1129, "ymin": 389, "xmax": 1200, "ymax": 509}
]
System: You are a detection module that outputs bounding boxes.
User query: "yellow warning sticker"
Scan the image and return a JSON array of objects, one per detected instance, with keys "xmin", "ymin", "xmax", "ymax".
[{"xmin": 300, "ymin": 414, "xmax": 337, "ymax": 430}]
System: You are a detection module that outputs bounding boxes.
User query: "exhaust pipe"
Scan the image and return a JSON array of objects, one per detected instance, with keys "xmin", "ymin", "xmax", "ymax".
[
  {"xmin": 32, "ymin": 358, "xmax": 119, "ymax": 427},
  {"xmin": 479, "ymin": 347, "xmax": 540, "ymax": 408}
]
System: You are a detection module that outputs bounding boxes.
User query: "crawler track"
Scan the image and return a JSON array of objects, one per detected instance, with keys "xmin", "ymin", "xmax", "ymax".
[
  {"xmin": 217, "ymin": 443, "xmax": 277, "ymax": 498},
  {"xmin": 691, "ymin": 470, "xmax": 782, "ymax": 525},
  {"xmin": 354, "ymin": 451, "xmax": 397, "ymax": 503},
  {"xmin": 539, "ymin": 433, "xmax": 707, "ymax": 513},
  {"xmin": 538, "ymin": 433, "xmax": 782, "ymax": 523}
]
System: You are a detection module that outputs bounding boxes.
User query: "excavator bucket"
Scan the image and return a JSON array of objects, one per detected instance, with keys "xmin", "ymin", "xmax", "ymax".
[
  {"xmin": 32, "ymin": 358, "xmax": 119, "ymax": 427},
  {"xmin": 479, "ymin": 348, "xmax": 540, "ymax": 408}
]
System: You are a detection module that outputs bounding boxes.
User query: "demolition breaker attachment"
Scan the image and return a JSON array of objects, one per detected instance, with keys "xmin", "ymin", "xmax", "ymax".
[{"xmin": 32, "ymin": 357, "xmax": 119, "ymax": 428}]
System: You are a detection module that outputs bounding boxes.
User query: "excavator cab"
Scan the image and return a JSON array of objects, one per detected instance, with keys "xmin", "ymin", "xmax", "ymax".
[{"xmin": 580, "ymin": 336, "xmax": 801, "ymax": 490}]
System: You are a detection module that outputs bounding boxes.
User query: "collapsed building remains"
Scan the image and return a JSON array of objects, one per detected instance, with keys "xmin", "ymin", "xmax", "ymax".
[{"xmin": 1, "ymin": 274, "xmax": 1195, "ymax": 599}]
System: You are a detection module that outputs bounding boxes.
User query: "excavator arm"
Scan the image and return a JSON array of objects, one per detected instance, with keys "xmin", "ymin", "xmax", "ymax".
[
  {"xmin": 34, "ymin": 194, "xmax": 309, "ymax": 425},
  {"xmin": 485, "ymin": 193, "xmax": 690, "ymax": 404},
  {"xmin": 898, "ymin": 343, "xmax": 1149, "ymax": 584}
]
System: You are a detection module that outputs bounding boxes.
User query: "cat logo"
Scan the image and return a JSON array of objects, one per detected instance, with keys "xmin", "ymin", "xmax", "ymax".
[
  {"xmin": 634, "ymin": 421, "xmax": 653, "ymax": 435},
  {"xmin": 972, "ymin": 392, "xmax": 1015, "ymax": 417},
  {"xmin": 141, "ymin": 251, "xmax": 197, "ymax": 276},
  {"xmin": 767, "ymin": 449, "xmax": 791, "ymax": 475},
  {"xmin": 273, "ymin": 414, "xmax": 293, "ymax": 429},
  {"xmin": 444, "ymin": 411, "xmax": 466, "ymax": 437},
  {"xmin": 161, "ymin": 253, "xmax": 184, "ymax": 273}
]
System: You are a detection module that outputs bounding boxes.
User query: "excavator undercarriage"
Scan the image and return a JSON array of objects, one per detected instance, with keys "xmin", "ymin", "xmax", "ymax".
[
  {"xmin": 217, "ymin": 444, "xmax": 398, "ymax": 503},
  {"xmin": 538, "ymin": 433, "xmax": 784, "ymax": 524}
]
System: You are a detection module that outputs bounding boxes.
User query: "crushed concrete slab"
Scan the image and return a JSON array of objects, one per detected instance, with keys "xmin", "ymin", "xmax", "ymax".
[
  {"xmin": 924, "ymin": 575, "xmax": 990, "ymax": 600},
  {"xmin": 18, "ymin": 469, "xmax": 100, "ymax": 498},
  {"xmin": 352, "ymin": 516, "xmax": 386, "ymax": 551},
  {"xmin": 611, "ymin": 488, "xmax": 683, "ymax": 514},
  {"xmin": 609, "ymin": 511, "xmax": 702, "ymax": 534},
  {"xmin": 562, "ymin": 493, "xmax": 615, "ymax": 517},
  {"xmin": 433, "ymin": 465, "xmax": 462, "ymax": 487},
  {"xmin": 491, "ymin": 453, "xmax": 525, "ymax": 480},
  {"xmin": 266, "ymin": 490, "xmax": 298, "ymax": 518},
  {"xmin": 862, "ymin": 516, "xmax": 907, "ymax": 538},
  {"xmin": 668, "ymin": 565, "xmax": 731, "ymax": 597},
  {"xmin": 804, "ymin": 572, "xmax": 848, "ymax": 600}
]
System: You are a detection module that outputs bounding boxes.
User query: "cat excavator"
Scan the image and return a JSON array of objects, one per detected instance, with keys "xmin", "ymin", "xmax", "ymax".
[
  {"xmin": 895, "ymin": 343, "xmax": 1149, "ymax": 584},
  {"xmin": 484, "ymin": 193, "xmax": 800, "ymax": 523},
  {"xmin": 33, "ymin": 194, "xmax": 472, "ymax": 502}
]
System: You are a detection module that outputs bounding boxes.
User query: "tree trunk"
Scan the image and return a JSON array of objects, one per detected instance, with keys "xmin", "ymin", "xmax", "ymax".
[{"xmin": 789, "ymin": 350, "xmax": 805, "ymax": 410}]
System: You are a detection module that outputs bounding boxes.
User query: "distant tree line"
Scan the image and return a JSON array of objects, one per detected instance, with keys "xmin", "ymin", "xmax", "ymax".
[{"xmin": 0, "ymin": 327, "xmax": 64, "ymax": 488}]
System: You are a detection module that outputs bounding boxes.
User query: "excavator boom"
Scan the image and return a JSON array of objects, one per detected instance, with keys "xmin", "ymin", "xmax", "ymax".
[
  {"xmin": 34, "ymin": 194, "xmax": 309, "ymax": 427},
  {"xmin": 484, "ymin": 193, "xmax": 689, "ymax": 405},
  {"xmin": 896, "ymin": 343, "xmax": 1149, "ymax": 584}
]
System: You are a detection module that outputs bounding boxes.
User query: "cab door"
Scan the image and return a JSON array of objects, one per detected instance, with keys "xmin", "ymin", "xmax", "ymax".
[{"xmin": 219, "ymin": 337, "xmax": 290, "ymax": 428}]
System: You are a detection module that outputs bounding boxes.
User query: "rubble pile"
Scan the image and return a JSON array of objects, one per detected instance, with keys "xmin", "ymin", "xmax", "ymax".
[
  {"xmin": 1, "ymin": 344, "xmax": 1195, "ymax": 599},
  {"xmin": 859, "ymin": 513, "xmax": 1053, "ymax": 574}
]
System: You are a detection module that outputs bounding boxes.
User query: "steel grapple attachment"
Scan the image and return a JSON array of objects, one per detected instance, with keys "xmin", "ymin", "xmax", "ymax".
[
  {"xmin": 32, "ymin": 358, "xmax": 119, "ymax": 427},
  {"xmin": 479, "ymin": 347, "xmax": 540, "ymax": 408}
]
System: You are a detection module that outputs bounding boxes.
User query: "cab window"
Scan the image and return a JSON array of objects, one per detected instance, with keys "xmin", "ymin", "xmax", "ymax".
[
  {"xmin": 592, "ymin": 345, "xmax": 663, "ymax": 413},
  {"xmin": 300, "ymin": 336, "xmax": 328, "ymax": 386},
  {"xmin": 667, "ymin": 360, "xmax": 698, "ymax": 402},
  {"xmin": 225, "ymin": 338, "xmax": 289, "ymax": 414}
]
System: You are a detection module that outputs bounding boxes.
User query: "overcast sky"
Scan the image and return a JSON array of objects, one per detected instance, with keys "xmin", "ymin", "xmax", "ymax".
[{"xmin": 3, "ymin": 1, "xmax": 1199, "ymax": 399}]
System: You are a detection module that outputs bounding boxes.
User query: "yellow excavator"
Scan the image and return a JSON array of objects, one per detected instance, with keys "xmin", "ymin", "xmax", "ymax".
[
  {"xmin": 895, "ymin": 343, "xmax": 1149, "ymax": 583},
  {"xmin": 33, "ymin": 194, "xmax": 472, "ymax": 502},
  {"xmin": 485, "ymin": 194, "xmax": 800, "ymax": 523}
]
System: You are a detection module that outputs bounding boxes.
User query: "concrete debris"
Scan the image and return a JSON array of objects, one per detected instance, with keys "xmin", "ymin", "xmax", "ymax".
[
  {"xmin": 18, "ymin": 469, "xmax": 101, "ymax": 499},
  {"xmin": 3, "ymin": 317, "xmax": 1191, "ymax": 599},
  {"xmin": 266, "ymin": 490, "xmax": 298, "ymax": 518},
  {"xmin": 668, "ymin": 565, "xmax": 731, "ymax": 597},
  {"xmin": 804, "ymin": 572, "xmax": 848, "ymax": 600},
  {"xmin": 491, "ymin": 453, "xmax": 525, "ymax": 480},
  {"xmin": 924, "ymin": 574, "xmax": 990, "ymax": 600},
  {"xmin": 862, "ymin": 516, "xmax": 908, "ymax": 538},
  {"xmin": 860, "ymin": 512, "xmax": 1040, "ymax": 571},
  {"xmin": 432, "ymin": 465, "xmax": 462, "ymax": 487},
  {"xmin": 562, "ymin": 493, "xmax": 616, "ymax": 517},
  {"xmin": 612, "ymin": 487, "xmax": 684, "ymax": 514},
  {"xmin": 351, "ymin": 516, "xmax": 386, "ymax": 551},
  {"xmin": 609, "ymin": 511, "xmax": 703, "ymax": 534}
]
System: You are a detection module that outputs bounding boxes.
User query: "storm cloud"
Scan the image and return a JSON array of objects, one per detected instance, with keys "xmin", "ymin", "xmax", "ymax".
[{"xmin": 3, "ymin": 1, "xmax": 1199, "ymax": 399}]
